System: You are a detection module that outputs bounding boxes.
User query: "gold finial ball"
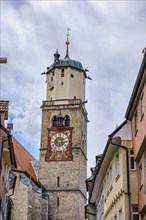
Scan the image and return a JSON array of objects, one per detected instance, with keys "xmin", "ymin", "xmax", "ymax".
[{"xmin": 66, "ymin": 40, "xmax": 70, "ymax": 45}]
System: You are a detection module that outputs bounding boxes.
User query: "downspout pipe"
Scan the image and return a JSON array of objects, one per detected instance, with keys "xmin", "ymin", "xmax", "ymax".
[{"xmin": 109, "ymin": 136, "xmax": 131, "ymax": 220}]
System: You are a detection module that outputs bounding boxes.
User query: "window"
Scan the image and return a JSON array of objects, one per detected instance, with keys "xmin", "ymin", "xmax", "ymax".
[
  {"xmin": 119, "ymin": 209, "xmax": 122, "ymax": 220},
  {"xmin": 61, "ymin": 73, "xmax": 64, "ymax": 77},
  {"xmin": 114, "ymin": 215, "xmax": 117, "ymax": 220},
  {"xmin": 57, "ymin": 197, "xmax": 59, "ymax": 207},
  {"xmin": 61, "ymin": 82, "xmax": 63, "ymax": 85},
  {"xmin": 140, "ymin": 93, "xmax": 144, "ymax": 118},
  {"xmin": 115, "ymin": 152, "xmax": 120, "ymax": 178},
  {"xmin": 61, "ymin": 68, "xmax": 64, "ymax": 73},
  {"xmin": 106, "ymin": 166, "xmax": 112, "ymax": 195},
  {"xmin": 106, "ymin": 172, "xmax": 109, "ymax": 193},
  {"xmin": 51, "ymin": 77, "xmax": 53, "ymax": 81},
  {"xmin": 109, "ymin": 166, "xmax": 112, "ymax": 188},
  {"xmin": 132, "ymin": 206, "xmax": 140, "ymax": 220},
  {"xmin": 104, "ymin": 179, "xmax": 106, "ymax": 199},
  {"xmin": 64, "ymin": 115, "xmax": 70, "ymax": 127},
  {"xmin": 134, "ymin": 110, "xmax": 138, "ymax": 135},
  {"xmin": 49, "ymin": 86, "xmax": 54, "ymax": 91},
  {"xmin": 139, "ymin": 164, "xmax": 143, "ymax": 189},
  {"xmin": 130, "ymin": 149, "xmax": 136, "ymax": 170},
  {"xmin": 52, "ymin": 71, "xmax": 54, "ymax": 76},
  {"xmin": 52, "ymin": 116, "xmax": 57, "ymax": 127},
  {"xmin": 71, "ymin": 74, "xmax": 74, "ymax": 78},
  {"xmin": 57, "ymin": 177, "xmax": 60, "ymax": 187},
  {"xmin": 101, "ymin": 195, "xmax": 104, "ymax": 217},
  {"xmin": 52, "ymin": 115, "xmax": 70, "ymax": 128}
]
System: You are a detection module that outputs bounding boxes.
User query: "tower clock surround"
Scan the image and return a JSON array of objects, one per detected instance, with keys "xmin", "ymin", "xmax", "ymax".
[{"xmin": 46, "ymin": 127, "xmax": 73, "ymax": 161}]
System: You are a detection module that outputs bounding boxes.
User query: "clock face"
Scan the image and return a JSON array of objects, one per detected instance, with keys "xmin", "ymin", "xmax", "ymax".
[{"xmin": 50, "ymin": 133, "xmax": 69, "ymax": 151}]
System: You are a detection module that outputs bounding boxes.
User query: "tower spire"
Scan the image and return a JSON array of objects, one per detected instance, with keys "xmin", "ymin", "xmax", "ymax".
[{"xmin": 65, "ymin": 27, "xmax": 71, "ymax": 59}]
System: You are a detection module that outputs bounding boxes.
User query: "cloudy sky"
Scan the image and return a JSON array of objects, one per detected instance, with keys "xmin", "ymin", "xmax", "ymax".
[{"xmin": 1, "ymin": 0, "xmax": 145, "ymax": 177}]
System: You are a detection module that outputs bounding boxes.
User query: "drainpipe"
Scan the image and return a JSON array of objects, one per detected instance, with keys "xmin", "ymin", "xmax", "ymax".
[{"xmin": 109, "ymin": 136, "xmax": 131, "ymax": 220}]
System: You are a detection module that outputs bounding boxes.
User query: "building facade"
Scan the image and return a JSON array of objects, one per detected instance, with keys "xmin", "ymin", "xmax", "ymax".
[
  {"xmin": 125, "ymin": 50, "xmax": 146, "ymax": 220},
  {"xmin": 87, "ymin": 121, "xmax": 139, "ymax": 220},
  {"xmin": 0, "ymin": 106, "xmax": 49, "ymax": 220},
  {"xmin": 38, "ymin": 30, "xmax": 88, "ymax": 219},
  {"xmin": 0, "ymin": 101, "xmax": 16, "ymax": 220}
]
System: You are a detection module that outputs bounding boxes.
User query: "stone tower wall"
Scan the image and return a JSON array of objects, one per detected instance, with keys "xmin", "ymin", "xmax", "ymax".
[
  {"xmin": 47, "ymin": 191, "xmax": 86, "ymax": 220},
  {"xmin": 39, "ymin": 104, "xmax": 87, "ymax": 219}
]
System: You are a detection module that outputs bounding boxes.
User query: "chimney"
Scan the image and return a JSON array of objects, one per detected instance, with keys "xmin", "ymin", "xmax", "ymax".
[{"xmin": 0, "ymin": 100, "xmax": 9, "ymax": 126}]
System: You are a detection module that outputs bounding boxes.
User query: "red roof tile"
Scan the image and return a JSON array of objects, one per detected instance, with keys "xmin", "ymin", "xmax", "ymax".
[{"xmin": 12, "ymin": 137, "xmax": 38, "ymax": 184}]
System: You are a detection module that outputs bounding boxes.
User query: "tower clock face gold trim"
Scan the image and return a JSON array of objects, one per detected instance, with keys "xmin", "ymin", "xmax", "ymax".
[{"xmin": 50, "ymin": 133, "xmax": 69, "ymax": 151}]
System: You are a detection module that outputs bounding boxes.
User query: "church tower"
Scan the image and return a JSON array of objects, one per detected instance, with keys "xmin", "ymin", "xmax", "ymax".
[{"xmin": 39, "ymin": 29, "xmax": 88, "ymax": 220}]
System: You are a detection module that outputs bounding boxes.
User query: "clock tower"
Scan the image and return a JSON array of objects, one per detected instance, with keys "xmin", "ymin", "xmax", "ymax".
[{"xmin": 39, "ymin": 29, "xmax": 88, "ymax": 220}]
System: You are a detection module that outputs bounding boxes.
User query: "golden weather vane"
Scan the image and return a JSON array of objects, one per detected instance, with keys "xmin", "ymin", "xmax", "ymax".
[{"xmin": 66, "ymin": 27, "xmax": 71, "ymax": 45}]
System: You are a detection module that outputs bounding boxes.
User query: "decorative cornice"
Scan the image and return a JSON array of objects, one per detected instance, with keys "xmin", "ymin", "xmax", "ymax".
[
  {"xmin": 40, "ymin": 99, "xmax": 88, "ymax": 122},
  {"xmin": 104, "ymin": 188, "xmax": 124, "ymax": 218}
]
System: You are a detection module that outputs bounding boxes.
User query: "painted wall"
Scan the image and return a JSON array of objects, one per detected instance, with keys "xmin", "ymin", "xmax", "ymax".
[
  {"xmin": 102, "ymin": 140, "xmax": 138, "ymax": 220},
  {"xmin": 130, "ymin": 78, "xmax": 146, "ymax": 216},
  {"xmin": 46, "ymin": 67, "xmax": 85, "ymax": 102},
  {"xmin": 131, "ymin": 81, "xmax": 146, "ymax": 158},
  {"xmin": 137, "ymin": 151, "xmax": 146, "ymax": 215}
]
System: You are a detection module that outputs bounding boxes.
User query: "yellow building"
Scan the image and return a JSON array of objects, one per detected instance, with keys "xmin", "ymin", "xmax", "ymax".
[{"xmin": 87, "ymin": 121, "xmax": 139, "ymax": 220}]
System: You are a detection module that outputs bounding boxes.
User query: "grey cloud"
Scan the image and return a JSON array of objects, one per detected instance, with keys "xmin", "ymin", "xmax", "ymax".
[{"xmin": 1, "ymin": 0, "xmax": 145, "ymax": 176}]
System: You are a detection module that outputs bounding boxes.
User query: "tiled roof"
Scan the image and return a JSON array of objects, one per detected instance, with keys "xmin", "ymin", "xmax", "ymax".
[
  {"xmin": 48, "ymin": 58, "xmax": 84, "ymax": 72},
  {"xmin": 12, "ymin": 137, "xmax": 39, "ymax": 184}
]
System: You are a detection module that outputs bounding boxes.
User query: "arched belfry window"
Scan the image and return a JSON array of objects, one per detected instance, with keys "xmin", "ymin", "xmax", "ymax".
[
  {"xmin": 52, "ymin": 114, "xmax": 70, "ymax": 128},
  {"xmin": 52, "ymin": 116, "xmax": 57, "ymax": 127},
  {"xmin": 64, "ymin": 115, "xmax": 70, "ymax": 127}
]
